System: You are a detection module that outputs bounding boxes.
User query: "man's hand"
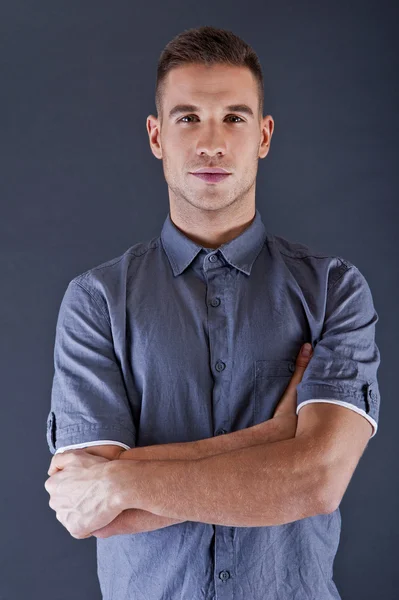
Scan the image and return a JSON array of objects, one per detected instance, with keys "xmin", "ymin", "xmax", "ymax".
[
  {"xmin": 271, "ymin": 342, "xmax": 313, "ymax": 437},
  {"xmin": 44, "ymin": 449, "xmax": 128, "ymax": 539},
  {"xmin": 90, "ymin": 343, "xmax": 315, "ymax": 538},
  {"xmin": 45, "ymin": 343, "xmax": 314, "ymax": 540}
]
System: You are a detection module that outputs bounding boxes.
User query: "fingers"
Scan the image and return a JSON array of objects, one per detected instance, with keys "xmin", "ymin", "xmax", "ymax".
[
  {"xmin": 48, "ymin": 465, "xmax": 63, "ymax": 476},
  {"xmin": 288, "ymin": 343, "xmax": 314, "ymax": 386},
  {"xmin": 272, "ymin": 343, "xmax": 313, "ymax": 416},
  {"xmin": 47, "ymin": 448, "xmax": 84, "ymax": 477}
]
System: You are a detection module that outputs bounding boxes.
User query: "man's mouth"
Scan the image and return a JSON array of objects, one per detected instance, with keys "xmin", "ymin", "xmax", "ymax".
[{"xmin": 190, "ymin": 173, "xmax": 231, "ymax": 183}]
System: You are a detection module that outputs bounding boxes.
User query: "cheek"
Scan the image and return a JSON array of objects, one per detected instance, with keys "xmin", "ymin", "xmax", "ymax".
[{"xmin": 163, "ymin": 140, "xmax": 188, "ymax": 166}]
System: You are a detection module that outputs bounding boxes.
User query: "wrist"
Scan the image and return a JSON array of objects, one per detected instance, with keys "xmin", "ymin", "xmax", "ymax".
[{"xmin": 106, "ymin": 458, "xmax": 145, "ymax": 513}]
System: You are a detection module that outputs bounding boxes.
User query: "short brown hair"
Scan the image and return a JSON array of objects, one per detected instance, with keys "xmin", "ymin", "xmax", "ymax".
[{"xmin": 155, "ymin": 26, "xmax": 264, "ymax": 125}]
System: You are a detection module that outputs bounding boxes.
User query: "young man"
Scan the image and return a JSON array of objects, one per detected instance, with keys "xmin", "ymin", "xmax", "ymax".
[{"xmin": 45, "ymin": 26, "xmax": 380, "ymax": 600}]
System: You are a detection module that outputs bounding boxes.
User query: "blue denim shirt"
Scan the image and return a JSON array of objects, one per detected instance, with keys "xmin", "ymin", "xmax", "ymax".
[{"xmin": 46, "ymin": 208, "xmax": 381, "ymax": 600}]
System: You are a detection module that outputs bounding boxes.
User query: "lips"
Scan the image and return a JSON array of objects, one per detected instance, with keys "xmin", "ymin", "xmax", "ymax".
[
  {"xmin": 191, "ymin": 173, "xmax": 231, "ymax": 183},
  {"xmin": 193, "ymin": 168, "xmax": 230, "ymax": 174}
]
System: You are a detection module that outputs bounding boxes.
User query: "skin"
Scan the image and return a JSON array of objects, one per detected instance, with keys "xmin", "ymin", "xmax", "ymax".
[
  {"xmin": 46, "ymin": 451, "xmax": 122, "ymax": 539},
  {"xmin": 146, "ymin": 63, "xmax": 275, "ymax": 248},
  {"xmin": 45, "ymin": 64, "xmax": 374, "ymax": 538},
  {"xmin": 44, "ymin": 63, "xmax": 283, "ymax": 538},
  {"xmin": 45, "ymin": 344, "xmax": 314, "ymax": 539}
]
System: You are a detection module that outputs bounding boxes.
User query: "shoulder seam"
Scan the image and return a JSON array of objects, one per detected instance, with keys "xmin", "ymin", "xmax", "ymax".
[
  {"xmin": 327, "ymin": 263, "xmax": 355, "ymax": 292},
  {"xmin": 269, "ymin": 236, "xmax": 336, "ymax": 260},
  {"xmin": 278, "ymin": 250, "xmax": 334, "ymax": 260},
  {"xmin": 78, "ymin": 240, "xmax": 160, "ymax": 278},
  {"xmin": 72, "ymin": 279, "xmax": 112, "ymax": 327}
]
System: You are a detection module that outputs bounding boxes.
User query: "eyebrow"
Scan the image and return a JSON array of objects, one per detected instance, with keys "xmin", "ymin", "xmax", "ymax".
[{"xmin": 168, "ymin": 104, "xmax": 255, "ymax": 120}]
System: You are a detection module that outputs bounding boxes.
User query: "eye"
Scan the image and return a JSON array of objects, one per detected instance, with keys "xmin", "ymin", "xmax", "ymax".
[
  {"xmin": 179, "ymin": 115, "xmax": 244, "ymax": 123},
  {"xmin": 179, "ymin": 115, "xmax": 197, "ymax": 123},
  {"xmin": 226, "ymin": 115, "xmax": 244, "ymax": 123}
]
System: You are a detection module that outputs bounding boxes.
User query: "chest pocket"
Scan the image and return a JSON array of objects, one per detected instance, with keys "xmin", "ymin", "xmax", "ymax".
[{"xmin": 254, "ymin": 359, "xmax": 295, "ymax": 424}]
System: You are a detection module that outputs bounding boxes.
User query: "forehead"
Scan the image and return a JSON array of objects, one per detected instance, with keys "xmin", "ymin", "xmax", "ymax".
[{"xmin": 163, "ymin": 64, "xmax": 258, "ymax": 107}]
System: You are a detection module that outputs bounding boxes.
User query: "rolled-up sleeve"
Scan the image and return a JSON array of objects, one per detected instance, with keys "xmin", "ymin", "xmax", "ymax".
[
  {"xmin": 296, "ymin": 264, "xmax": 381, "ymax": 438},
  {"xmin": 46, "ymin": 279, "xmax": 137, "ymax": 455}
]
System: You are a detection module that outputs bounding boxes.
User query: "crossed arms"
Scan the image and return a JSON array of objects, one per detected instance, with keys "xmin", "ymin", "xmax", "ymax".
[
  {"xmin": 46, "ymin": 265, "xmax": 379, "ymax": 538},
  {"xmin": 63, "ymin": 349, "xmax": 373, "ymax": 537}
]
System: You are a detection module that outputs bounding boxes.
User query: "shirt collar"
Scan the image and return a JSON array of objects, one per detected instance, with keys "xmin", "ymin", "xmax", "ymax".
[{"xmin": 160, "ymin": 208, "xmax": 267, "ymax": 276}]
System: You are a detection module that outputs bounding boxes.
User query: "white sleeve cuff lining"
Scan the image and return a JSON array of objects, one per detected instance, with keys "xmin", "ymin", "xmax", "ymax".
[
  {"xmin": 54, "ymin": 440, "xmax": 132, "ymax": 454},
  {"xmin": 53, "ymin": 400, "xmax": 378, "ymax": 454}
]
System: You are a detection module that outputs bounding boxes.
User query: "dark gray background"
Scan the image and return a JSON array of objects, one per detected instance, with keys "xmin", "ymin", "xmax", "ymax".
[{"xmin": 1, "ymin": 1, "xmax": 397, "ymax": 598}]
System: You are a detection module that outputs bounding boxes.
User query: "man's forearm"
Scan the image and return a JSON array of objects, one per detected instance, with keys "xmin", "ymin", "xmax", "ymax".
[
  {"xmin": 121, "ymin": 416, "xmax": 287, "ymax": 462},
  {"xmin": 116, "ymin": 434, "xmax": 328, "ymax": 528},
  {"xmin": 93, "ymin": 418, "xmax": 295, "ymax": 538}
]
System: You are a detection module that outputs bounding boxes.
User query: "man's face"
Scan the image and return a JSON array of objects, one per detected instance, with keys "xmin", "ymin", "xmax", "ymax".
[{"xmin": 147, "ymin": 63, "xmax": 274, "ymax": 214}]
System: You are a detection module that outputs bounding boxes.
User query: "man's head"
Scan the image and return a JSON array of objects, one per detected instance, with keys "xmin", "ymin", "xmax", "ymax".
[{"xmin": 146, "ymin": 26, "xmax": 274, "ymax": 219}]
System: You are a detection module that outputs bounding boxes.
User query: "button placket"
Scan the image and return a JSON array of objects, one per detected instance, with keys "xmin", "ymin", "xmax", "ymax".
[{"xmin": 204, "ymin": 254, "xmax": 234, "ymax": 588}]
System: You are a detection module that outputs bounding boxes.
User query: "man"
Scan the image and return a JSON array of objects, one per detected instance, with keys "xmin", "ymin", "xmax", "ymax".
[{"xmin": 45, "ymin": 26, "xmax": 381, "ymax": 600}]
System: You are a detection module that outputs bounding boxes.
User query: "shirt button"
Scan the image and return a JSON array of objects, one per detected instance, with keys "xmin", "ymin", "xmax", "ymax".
[
  {"xmin": 215, "ymin": 361, "xmax": 226, "ymax": 372},
  {"xmin": 210, "ymin": 297, "xmax": 221, "ymax": 307},
  {"xmin": 289, "ymin": 362, "xmax": 295, "ymax": 373},
  {"xmin": 216, "ymin": 429, "xmax": 227, "ymax": 435},
  {"xmin": 369, "ymin": 387, "xmax": 376, "ymax": 401},
  {"xmin": 219, "ymin": 570, "xmax": 231, "ymax": 581},
  {"xmin": 209, "ymin": 254, "xmax": 218, "ymax": 262}
]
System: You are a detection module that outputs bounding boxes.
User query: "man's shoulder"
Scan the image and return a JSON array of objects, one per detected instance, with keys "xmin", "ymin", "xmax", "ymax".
[
  {"xmin": 268, "ymin": 232, "xmax": 357, "ymax": 289},
  {"xmin": 269, "ymin": 232, "xmax": 347, "ymax": 261},
  {"xmin": 67, "ymin": 235, "xmax": 161, "ymax": 299}
]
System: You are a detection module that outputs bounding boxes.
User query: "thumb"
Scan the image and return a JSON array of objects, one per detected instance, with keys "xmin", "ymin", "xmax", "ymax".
[
  {"xmin": 295, "ymin": 343, "xmax": 313, "ymax": 369},
  {"xmin": 47, "ymin": 451, "xmax": 74, "ymax": 476}
]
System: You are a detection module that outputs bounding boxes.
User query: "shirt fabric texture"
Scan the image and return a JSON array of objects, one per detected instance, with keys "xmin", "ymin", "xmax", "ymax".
[{"xmin": 46, "ymin": 208, "xmax": 381, "ymax": 600}]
